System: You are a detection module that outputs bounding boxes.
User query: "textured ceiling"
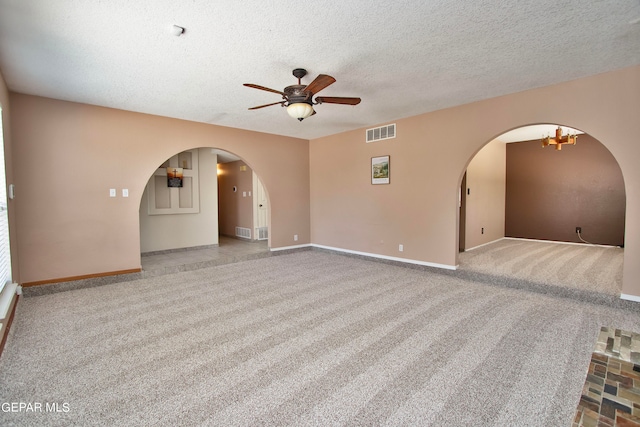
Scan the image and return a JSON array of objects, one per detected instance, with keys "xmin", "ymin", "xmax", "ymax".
[{"xmin": 0, "ymin": 1, "xmax": 639, "ymax": 140}]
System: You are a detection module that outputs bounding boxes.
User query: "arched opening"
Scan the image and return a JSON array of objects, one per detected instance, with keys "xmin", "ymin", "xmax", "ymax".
[
  {"xmin": 137, "ymin": 147, "xmax": 271, "ymax": 274},
  {"xmin": 457, "ymin": 124, "xmax": 625, "ymax": 298}
]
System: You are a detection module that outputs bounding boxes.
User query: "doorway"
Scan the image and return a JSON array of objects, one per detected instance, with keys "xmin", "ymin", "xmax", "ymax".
[
  {"xmin": 253, "ymin": 172, "xmax": 268, "ymax": 240},
  {"xmin": 457, "ymin": 124, "xmax": 625, "ymax": 300},
  {"xmin": 139, "ymin": 147, "xmax": 270, "ymax": 276},
  {"xmin": 217, "ymin": 157, "xmax": 270, "ymax": 243}
]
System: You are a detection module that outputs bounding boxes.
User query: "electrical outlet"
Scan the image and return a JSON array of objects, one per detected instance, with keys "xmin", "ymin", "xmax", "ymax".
[
  {"xmin": 576, "ymin": 227, "xmax": 582, "ymax": 234},
  {"xmin": 294, "ymin": 234, "xmax": 298, "ymax": 241},
  {"xmin": 399, "ymin": 244, "xmax": 404, "ymax": 252}
]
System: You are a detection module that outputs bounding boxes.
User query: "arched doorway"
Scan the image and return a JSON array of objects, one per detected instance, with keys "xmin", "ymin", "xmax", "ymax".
[
  {"xmin": 457, "ymin": 124, "xmax": 625, "ymax": 298},
  {"xmin": 138, "ymin": 147, "xmax": 271, "ymax": 274}
]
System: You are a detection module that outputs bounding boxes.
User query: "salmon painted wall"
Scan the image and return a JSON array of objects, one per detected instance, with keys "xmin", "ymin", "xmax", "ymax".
[
  {"xmin": 465, "ymin": 139, "xmax": 506, "ymax": 250},
  {"xmin": 310, "ymin": 66, "xmax": 640, "ymax": 299},
  {"xmin": 10, "ymin": 94, "xmax": 310, "ymax": 284}
]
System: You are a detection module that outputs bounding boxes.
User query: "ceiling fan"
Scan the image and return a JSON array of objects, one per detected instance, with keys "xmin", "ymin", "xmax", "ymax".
[{"xmin": 244, "ymin": 68, "xmax": 361, "ymax": 121}]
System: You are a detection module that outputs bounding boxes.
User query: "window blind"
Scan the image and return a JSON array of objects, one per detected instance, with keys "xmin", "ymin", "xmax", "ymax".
[{"xmin": 0, "ymin": 108, "xmax": 11, "ymax": 294}]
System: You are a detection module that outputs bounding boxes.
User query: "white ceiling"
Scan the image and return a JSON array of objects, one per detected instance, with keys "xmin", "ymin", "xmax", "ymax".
[
  {"xmin": 211, "ymin": 148, "xmax": 240, "ymax": 164},
  {"xmin": 497, "ymin": 125, "xmax": 583, "ymax": 143},
  {"xmin": 0, "ymin": 1, "xmax": 638, "ymax": 141}
]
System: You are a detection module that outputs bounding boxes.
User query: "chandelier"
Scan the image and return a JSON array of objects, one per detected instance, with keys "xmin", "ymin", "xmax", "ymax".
[{"xmin": 542, "ymin": 127, "xmax": 578, "ymax": 151}]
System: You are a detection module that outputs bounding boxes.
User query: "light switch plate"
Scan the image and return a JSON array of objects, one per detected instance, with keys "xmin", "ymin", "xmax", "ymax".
[
  {"xmin": 122, "ymin": 189, "xmax": 129, "ymax": 197},
  {"xmin": 109, "ymin": 188, "xmax": 116, "ymax": 197}
]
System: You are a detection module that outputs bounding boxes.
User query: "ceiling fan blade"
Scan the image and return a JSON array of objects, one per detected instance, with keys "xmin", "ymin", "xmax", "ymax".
[
  {"xmin": 315, "ymin": 96, "xmax": 361, "ymax": 105},
  {"xmin": 248, "ymin": 101, "xmax": 285, "ymax": 110},
  {"xmin": 303, "ymin": 74, "xmax": 336, "ymax": 95},
  {"xmin": 243, "ymin": 83, "xmax": 286, "ymax": 96}
]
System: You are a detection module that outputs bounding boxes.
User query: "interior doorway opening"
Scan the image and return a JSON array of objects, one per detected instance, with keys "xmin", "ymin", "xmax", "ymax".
[
  {"xmin": 216, "ymin": 154, "xmax": 270, "ymax": 243},
  {"xmin": 456, "ymin": 124, "xmax": 626, "ymax": 300},
  {"xmin": 459, "ymin": 124, "xmax": 625, "ymax": 252},
  {"xmin": 138, "ymin": 147, "xmax": 271, "ymax": 275}
]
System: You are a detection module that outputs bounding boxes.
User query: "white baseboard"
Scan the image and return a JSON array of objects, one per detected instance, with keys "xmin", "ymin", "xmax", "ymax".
[
  {"xmin": 311, "ymin": 244, "xmax": 457, "ymax": 270},
  {"xmin": 504, "ymin": 237, "xmax": 620, "ymax": 249},
  {"xmin": 620, "ymin": 293, "xmax": 640, "ymax": 303},
  {"xmin": 270, "ymin": 244, "xmax": 312, "ymax": 252},
  {"xmin": 464, "ymin": 238, "xmax": 505, "ymax": 252}
]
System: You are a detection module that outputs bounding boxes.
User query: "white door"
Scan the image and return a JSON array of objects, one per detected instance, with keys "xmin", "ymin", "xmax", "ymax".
[
  {"xmin": 0, "ymin": 107, "xmax": 12, "ymax": 293},
  {"xmin": 253, "ymin": 173, "xmax": 269, "ymax": 240}
]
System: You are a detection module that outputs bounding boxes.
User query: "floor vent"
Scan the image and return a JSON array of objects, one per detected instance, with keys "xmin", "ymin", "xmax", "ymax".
[
  {"xmin": 257, "ymin": 227, "xmax": 268, "ymax": 241},
  {"xmin": 366, "ymin": 123, "xmax": 396, "ymax": 143},
  {"xmin": 235, "ymin": 227, "xmax": 251, "ymax": 239}
]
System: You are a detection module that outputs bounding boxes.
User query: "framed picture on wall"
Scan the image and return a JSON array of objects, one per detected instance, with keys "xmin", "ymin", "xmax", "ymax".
[
  {"xmin": 371, "ymin": 155, "xmax": 390, "ymax": 185},
  {"xmin": 167, "ymin": 167, "xmax": 184, "ymax": 187}
]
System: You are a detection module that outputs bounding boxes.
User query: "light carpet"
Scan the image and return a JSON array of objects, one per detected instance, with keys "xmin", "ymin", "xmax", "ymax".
[
  {"xmin": 458, "ymin": 239, "xmax": 624, "ymax": 304},
  {"xmin": 1, "ymin": 251, "xmax": 638, "ymax": 426}
]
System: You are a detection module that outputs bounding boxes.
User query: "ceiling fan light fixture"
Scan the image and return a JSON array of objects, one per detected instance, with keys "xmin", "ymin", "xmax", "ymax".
[
  {"xmin": 287, "ymin": 103, "xmax": 314, "ymax": 121},
  {"xmin": 245, "ymin": 69, "xmax": 360, "ymax": 120}
]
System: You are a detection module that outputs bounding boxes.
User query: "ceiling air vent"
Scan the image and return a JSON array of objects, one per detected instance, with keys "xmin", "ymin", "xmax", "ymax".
[{"xmin": 366, "ymin": 124, "xmax": 396, "ymax": 143}]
